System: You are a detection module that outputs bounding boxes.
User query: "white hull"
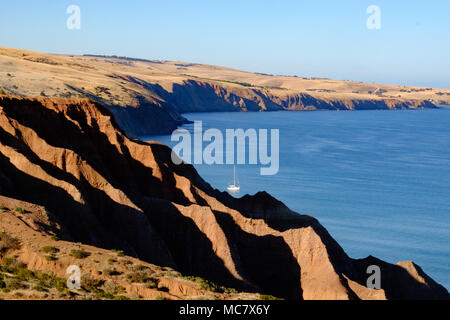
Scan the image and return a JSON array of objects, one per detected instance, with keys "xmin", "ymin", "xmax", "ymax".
[
  {"xmin": 227, "ymin": 185, "xmax": 240, "ymax": 193},
  {"xmin": 228, "ymin": 166, "xmax": 240, "ymax": 193}
]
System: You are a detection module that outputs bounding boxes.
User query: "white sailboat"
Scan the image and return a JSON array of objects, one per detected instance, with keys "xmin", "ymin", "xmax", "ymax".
[{"xmin": 227, "ymin": 166, "xmax": 240, "ymax": 193}]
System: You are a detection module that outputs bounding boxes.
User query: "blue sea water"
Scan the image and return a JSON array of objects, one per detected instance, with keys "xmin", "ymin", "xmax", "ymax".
[{"xmin": 142, "ymin": 108, "xmax": 450, "ymax": 290}]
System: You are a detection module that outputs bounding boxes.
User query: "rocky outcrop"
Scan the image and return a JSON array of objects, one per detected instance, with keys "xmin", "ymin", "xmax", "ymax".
[{"xmin": 0, "ymin": 95, "xmax": 448, "ymax": 300}]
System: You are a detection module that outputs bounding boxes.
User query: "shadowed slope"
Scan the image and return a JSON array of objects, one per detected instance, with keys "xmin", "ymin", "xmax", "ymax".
[{"xmin": 0, "ymin": 95, "xmax": 448, "ymax": 300}]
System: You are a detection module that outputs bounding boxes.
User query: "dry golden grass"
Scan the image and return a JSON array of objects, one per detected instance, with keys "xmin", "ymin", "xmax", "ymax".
[{"xmin": 1, "ymin": 46, "xmax": 449, "ymax": 108}]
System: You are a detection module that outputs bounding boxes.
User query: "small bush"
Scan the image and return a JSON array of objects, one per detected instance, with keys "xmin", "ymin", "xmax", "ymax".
[
  {"xmin": 33, "ymin": 285, "xmax": 48, "ymax": 292},
  {"xmin": 70, "ymin": 249, "xmax": 90, "ymax": 259},
  {"xmin": 120, "ymin": 259, "xmax": 132, "ymax": 265},
  {"xmin": 144, "ymin": 280, "xmax": 158, "ymax": 289},
  {"xmin": 41, "ymin": 246, "xmax": 59, "ymax": 254},
  {"xmin": 5, "ymin": 278, "xmax": 28, "ymax": 290},
  {"xmin": 126, "ymin": 271, "xmax": 156, "ymax": 284},
  {"xmin": 102, "ymin": 281, "xmax": 126, "ymax": 295},
  {"xmin": 14, "ymin": 207, "xmax": 25, "ymax": 214},
  {"xmin": 103, "ymin": 268, "xmax": 123, "ymax": 277},
  {"xmin": 133, "ymin": 264, "xmax": 149, "ymax": 271},
  {"xmin": 111, "ymin": 249, "xmax": 125, "ymax": 257},
  {"xmin": 0, "ymin": 232, "xmax": 21, "ymax": 254}
]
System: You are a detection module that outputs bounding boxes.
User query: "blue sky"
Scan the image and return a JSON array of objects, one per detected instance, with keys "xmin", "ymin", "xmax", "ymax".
[{"xmin": 1, "ymin": 0, "xmax": 449, "ymax": 88}]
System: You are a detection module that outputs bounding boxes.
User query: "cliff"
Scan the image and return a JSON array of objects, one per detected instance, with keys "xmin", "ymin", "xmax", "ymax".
[
  {"xmin": 0, "ymin": 47, "xmax": 444, "ymax": 137},
  {"xmin": 0, "ymin": 95, "xmax": 448, "ymax": 300},
  {"xmin": 146, "ymin": 80, "xmax": 437, "ymax": 113}
]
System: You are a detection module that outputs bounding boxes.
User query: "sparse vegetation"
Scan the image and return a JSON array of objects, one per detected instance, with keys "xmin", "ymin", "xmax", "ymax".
[
  {"xmin": 111, "ymin": 249, "xmax": 125, "ymax": 257},
  {"xmin": 126, "ymin": 268, "xmax": 157, "ymax": 285},
  {"xmin": 144, "ymin": 280, "xmax": 158, "ymax": 289},
  {"xmin": 44, "ymin": 255, "xmax": 58, "ymax": 261},
  {"xmin": 181, "ymin": 275, "xmax": 236, "ymax": 294},
  {"xmin": 259, "ymin": 294, "xmax": 284, "ymax": 300},
  {"xmin": 81, "ymin": 276, "xmax": 129, "ymax": 300},
  {"xmin": 0, "ymin": 257, "xmax": 67, "ymax": 295},
  {"xmin": 133, "ymin": 264, "xmax": 149, "ymax": 271},
  {"xmin": 102, "ymin": 280, "xmax": 126, "ymax": 295},
  {"xmin": 14, "ymin": 207, "xmax": 24, "ymax": 214},
  {"xmin": 95, "ymin": 86, "xmax": 111, "ymax": 96},
  {"xmin": 103, "ymin": 268, "xmax": 123, "ymax": 277},
  {"xmin": 0, "ymin": 232, "xmax": 21, "ymax": 255},
  {"xmin": 120, "ymin": 259, "xmax": 132, "ymax": 265},
  {"xmin": 41, "ymin": 246, "xmax": 59, "ymax": 254},
  {"xmin": 70, "ymin": 249, "xmax": 91, "ymax": 259}
]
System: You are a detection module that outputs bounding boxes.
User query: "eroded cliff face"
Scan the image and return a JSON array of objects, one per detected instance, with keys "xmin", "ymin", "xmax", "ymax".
[
  {"xmin": 0, "ymin": 47, "xmax": 440, "ymax": 138},
  {"xmin": 144, "ymin": 80, "xmax": 437, "ymax": 114},
  {"xmin": 0, "ymin": 95, "xmax": 448, "ymax": 300}
]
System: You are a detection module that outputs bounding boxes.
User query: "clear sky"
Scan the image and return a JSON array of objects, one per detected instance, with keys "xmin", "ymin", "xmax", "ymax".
[{"xmin": 1, "ymin": 0, "xmax": 449, "ymax": 88}]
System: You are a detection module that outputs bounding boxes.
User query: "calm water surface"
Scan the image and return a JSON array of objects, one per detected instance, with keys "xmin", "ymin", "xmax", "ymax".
[{"xmin": 143, "ymin": 108, "xmax": 450, "ymax": 290}]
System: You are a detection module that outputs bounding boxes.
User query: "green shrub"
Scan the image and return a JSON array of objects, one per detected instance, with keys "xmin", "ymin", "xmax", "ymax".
[
  {"xmin": 182, "ymin": 276, "xmax": 221, "ymax": 292},
  {"xmin": 33, "ymin": 285, "xmax": 48, "ymax": 292},
  {"xmin": 126, "ymin": 271, "xmax": 156, "ymax": 284},
  {"xmin": 14, "ymin": 207, "xmax": 24, "ymax": 214},
  {"xmin": 111, "ymin": 249, "xmax": 125, "ymax": 257},
  {"xmin": 41, "ymin": 246, "xmax": 59, "ymax": 254},
  {"xmin": 70, "ymin": 249, "xmax": 90, "ymax": 259},
  {"xmin": 144, "ymin": 280, "xmax": 158, "ymax": 289},
  {"xmin": 5, "ymin": 278, "xmax": 28, "ymax": 290},
  {"xmin": 133, "ymin": 264, "xmax": 149, "ymax": 271},
  {"xmin": 95, "ymin": 291, "xmax": 114, "ymax": 300}
]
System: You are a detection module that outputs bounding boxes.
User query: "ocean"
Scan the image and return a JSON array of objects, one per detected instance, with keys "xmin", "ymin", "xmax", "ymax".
[{"xmin": 142, "ymin": 108, "xmax": 450, "ymax": 290}]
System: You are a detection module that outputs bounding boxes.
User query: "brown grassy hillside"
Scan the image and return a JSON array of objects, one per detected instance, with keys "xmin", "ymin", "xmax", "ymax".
[{"xmin": 1, "ymin": 47, "xmax": 448, "ymax": 137}]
